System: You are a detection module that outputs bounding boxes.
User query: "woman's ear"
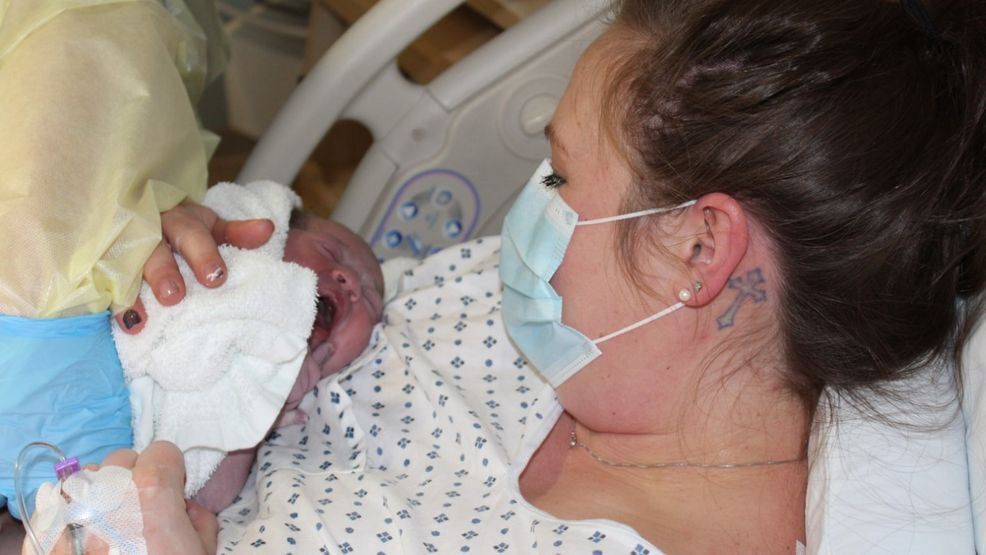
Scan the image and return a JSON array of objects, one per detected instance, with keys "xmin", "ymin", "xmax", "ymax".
[{"xmin": 673, "ymin": 193, "xmax": 748, "ymax": 306}]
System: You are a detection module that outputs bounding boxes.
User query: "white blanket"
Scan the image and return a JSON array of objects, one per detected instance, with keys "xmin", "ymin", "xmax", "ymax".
[{"xmin": 114, "ymin": 181, "xmax": 317, "ymax": 495}]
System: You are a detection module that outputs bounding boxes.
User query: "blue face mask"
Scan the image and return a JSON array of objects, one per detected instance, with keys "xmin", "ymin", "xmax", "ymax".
[{"xmin": 500, "ymin": 159, "xmax": 696, "ymax": 388}]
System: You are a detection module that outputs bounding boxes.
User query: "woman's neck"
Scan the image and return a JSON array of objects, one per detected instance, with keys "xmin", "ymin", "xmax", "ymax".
[
  {"xmin": 523, "ymin": 364, "xmax": 811, "ymax": 553},
  {"xmin": 521, "ymin": 406, "xmax": 809, "ymax": 554},
  {"xmin": 570, "ymin": 382, "xmax": 810, "ymax": 470}
]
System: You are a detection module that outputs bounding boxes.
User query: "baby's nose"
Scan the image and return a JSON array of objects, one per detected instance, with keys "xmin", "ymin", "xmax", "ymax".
[{"xmin": 331, "ymin": 268, "xmax": 360, "ymax": 301}]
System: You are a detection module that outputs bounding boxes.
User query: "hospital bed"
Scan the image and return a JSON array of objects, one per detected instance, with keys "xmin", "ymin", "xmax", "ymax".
[
  {"xmin": 238, "ymin": 0, "xmax": 608, "ymax": 260},
  {"xmin": 237, "ymin": 0, "xmax": 983, "ymax": 552}
]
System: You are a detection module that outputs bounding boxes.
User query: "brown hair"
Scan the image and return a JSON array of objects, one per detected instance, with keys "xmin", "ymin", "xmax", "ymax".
[{"xmin": 607, "ymin": 0, "xmax": 986, "ymax": 408}]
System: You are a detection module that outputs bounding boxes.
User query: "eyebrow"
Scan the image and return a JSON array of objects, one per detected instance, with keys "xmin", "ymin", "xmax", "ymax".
[{"xmin": 544, "ymin": 124, "xmax": 569, "ymax": 157}]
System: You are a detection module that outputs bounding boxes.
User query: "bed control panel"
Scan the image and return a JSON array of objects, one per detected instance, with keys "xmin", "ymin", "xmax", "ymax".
[{"xmin": 369, "ymin": 168, "xmax": 480, "ymax": 260}]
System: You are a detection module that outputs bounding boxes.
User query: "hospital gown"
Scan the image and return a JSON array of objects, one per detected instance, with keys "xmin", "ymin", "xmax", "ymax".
[{"xmin": 218, "ymin": 237, "xmax": 663, "ymax": 555}]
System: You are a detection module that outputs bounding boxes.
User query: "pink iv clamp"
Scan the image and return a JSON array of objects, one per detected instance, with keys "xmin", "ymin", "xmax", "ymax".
[{"xmin": 15, "ymin": 442, "xmax": 147, "ymax": 555}]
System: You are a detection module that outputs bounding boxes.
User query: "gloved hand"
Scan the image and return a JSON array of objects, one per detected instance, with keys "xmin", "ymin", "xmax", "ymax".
[
  {"xmin": 0, "ymin": 313, "xmax": 132, "ymax": 521},
  {"xmin": 28, "ymin": 442, "xmax": 217, "ymax": 555}
]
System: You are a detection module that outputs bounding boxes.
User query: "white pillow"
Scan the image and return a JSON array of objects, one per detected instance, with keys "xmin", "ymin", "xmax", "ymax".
[
  {"xmin": 807, "ymin": 365, "xmax": 973, "ymax": 553},
  {"xmin": 963, "ymin": 317, "xmax": 986, "ymax": 553}
]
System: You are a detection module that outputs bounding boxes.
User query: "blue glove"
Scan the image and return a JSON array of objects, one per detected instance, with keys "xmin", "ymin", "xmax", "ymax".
[{"xmin": 0, "ymin": 312, "xmax": 132, "ymax": 520}]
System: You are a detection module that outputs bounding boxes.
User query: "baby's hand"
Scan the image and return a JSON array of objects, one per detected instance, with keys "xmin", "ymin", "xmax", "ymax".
[
  {"xmin": 275, "ymin": 408, "xmax": 309, "ymax": 428},
  {"xmin": 276, "ymin": 343, "xmax": 335, "ymax": 428}
]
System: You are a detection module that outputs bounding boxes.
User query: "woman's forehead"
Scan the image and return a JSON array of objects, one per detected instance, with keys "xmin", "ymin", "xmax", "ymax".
[{"xmin": 556, "ymin": 30, "xmax": 630, "ymax": 143}]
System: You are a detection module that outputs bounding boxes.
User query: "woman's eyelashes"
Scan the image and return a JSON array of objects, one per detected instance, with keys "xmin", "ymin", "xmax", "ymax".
[{"xmin": 542, "ymin": 172, "xmax": 567, "ymax": 188}]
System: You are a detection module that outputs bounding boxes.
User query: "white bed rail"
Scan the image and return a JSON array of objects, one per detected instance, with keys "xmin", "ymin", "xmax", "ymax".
[
  {"xmin": 237, "ymin": 0, "xmax": 462, "ymax": 185},
  {"xmin": 240, "ymin": 0, "xmax": 610, "ymax": 256}
]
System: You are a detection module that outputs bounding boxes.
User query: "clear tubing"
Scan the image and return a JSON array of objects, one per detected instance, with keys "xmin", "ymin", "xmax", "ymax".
[{"xmin": 14, "ymin": 441, "xmax": 86, "ymax": 555}]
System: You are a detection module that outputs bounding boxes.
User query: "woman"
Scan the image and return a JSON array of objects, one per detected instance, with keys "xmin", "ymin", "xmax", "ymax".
[
  {"xmin": 42, "ymin": 0, "xmax": 985, "ymax": 553},
  {"xmin": 514, "ymin": 0, "xmax": 984, "ymax": 551}
]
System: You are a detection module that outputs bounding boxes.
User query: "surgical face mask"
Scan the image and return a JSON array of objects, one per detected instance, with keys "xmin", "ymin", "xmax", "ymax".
[{"xmin": 499, "ymin": 159, "xmax": 696, "ymax": 388}]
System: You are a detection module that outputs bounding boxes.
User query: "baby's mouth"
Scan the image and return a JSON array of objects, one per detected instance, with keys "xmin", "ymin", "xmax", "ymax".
[
  {"xmin": 316, "ymin": 296, "xmax": 336, "ymax": 333},
  {"xmin": 309, "ymin": 297, "xmax": 337, "ymax": 366}
]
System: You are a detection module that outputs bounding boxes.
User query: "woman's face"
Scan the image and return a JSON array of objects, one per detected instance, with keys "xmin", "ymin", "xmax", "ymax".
[{"xmin": 545, "ymin": 30, "xmax": 697, "ymax": 432}]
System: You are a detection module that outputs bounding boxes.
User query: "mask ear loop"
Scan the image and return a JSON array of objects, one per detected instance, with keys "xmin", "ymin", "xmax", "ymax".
[
  {"xmin": 15, "ymin": 442, "xmax": 86, "ymax": 555},
  {"xmin": 593, "ymin": 301, "xmax": 687, "ymax": 344},
  {"xmin": 575, "ymin": 200, "xmax": 697, "ymax": 227},
  {"xmin": 575, "ymin": 200, "xmax": 697, "ymax": 344}
]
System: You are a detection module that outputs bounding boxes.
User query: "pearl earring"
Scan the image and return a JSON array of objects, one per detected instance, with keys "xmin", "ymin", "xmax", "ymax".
[{"xmin": 678, "ymin": 281, "xmax": 703, "ymax": 303}]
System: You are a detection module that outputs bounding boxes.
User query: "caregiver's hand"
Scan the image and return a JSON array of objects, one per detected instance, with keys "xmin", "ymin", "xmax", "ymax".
[
  {"xmin": 116, "ymin": 201, "xmax": 274, "ymax": 334},
  {"xmin": 107, "ymin": 442, "xmax": 217, "ymax": 554},
  {"xmin": 29, "ymin": 442, "xmax": 216, "ymax": 555}
]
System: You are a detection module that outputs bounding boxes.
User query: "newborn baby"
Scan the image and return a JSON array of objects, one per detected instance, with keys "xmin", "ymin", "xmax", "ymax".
[
  {"xmin": 193, "ymin": 212, "xmax": 384, "ymax": 513},
  {"xmin": 279, "ymin": 212, "xmax": 385, "ymax": 425}
]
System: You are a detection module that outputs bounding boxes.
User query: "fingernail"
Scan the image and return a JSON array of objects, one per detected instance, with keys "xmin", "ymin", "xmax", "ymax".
[
  {"xmin": 205, "ymin": 266, "xmax": 225, "ymax": 284},
  {"xmin": 159, "ymin": 279, "xmax": 180, "ymax": 299},
  {"xmin": 122, "ymin": 310, "xmax": 142, "ymax": 330}
]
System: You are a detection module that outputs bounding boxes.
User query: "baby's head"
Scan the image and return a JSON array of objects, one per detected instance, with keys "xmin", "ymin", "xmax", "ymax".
[{"xmin": 285, "ymin": 213, "xmax": 384, "ymax": 378}]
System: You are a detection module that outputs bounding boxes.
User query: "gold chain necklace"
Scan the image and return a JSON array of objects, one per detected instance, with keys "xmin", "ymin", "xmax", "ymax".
[{"xmin": 569, "ymin": 427, "xmax": 806, "ymax": 470}]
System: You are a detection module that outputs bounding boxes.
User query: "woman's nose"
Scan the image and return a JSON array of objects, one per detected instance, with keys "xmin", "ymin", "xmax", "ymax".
[{"xmin": 331, "ymin": 267, "xmax": 360, "ymax": 301}]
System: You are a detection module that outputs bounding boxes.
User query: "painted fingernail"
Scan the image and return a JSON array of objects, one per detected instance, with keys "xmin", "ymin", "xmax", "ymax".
[
  {"xmin": 122, "ymin": 310, "xmax": 142, "ymax": 330},
  {"xmin": 205, "ymin": 265, "xmax": 225, "ymax": 284},
  {"xmin": 159, "ymin": 279, "xmax": 180, "ymax": 299}
]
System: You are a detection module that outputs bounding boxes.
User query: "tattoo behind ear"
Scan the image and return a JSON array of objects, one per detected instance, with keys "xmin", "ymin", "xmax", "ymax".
[{"xmin": 716, "ymin": 268, "xmax": 767, "ymax": 330}]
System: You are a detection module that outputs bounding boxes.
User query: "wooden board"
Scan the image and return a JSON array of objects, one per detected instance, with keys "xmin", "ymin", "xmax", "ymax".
[
  {"xmin": 316, "ymin": 0, "xmax": 499, "ymax": 83},
  {"xmin": 317, "ymin": 0, "xmax": 373, "ymax": 25},
  {"xmin": 465, "ymin": 0, "xmax": 550, "ymax": 29}
]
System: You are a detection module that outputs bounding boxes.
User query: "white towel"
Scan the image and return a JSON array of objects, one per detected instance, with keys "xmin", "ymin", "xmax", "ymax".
[{"xmin": 113, "ymin": 181, "xmax": 318, "ymax": 495}]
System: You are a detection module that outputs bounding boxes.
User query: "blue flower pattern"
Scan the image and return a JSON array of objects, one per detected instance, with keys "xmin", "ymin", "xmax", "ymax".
[{"xmin": 217, "ymin": 237, "xmax": 662, "ymax": 554}]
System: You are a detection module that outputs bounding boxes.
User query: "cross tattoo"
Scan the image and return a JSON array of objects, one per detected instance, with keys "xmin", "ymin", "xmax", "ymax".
[{"xmin": 716, "ymin": 268, "xmax": 767, "ymax": 330}]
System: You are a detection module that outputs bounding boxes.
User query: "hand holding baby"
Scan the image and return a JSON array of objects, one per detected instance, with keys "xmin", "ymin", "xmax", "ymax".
[
  {"xmin": 115, "ymin": 202, "xmax": 274, "ymax": 334},
  {"xmin": 29, "ymin": 442, "xmax": 218, "ymax": 555}
]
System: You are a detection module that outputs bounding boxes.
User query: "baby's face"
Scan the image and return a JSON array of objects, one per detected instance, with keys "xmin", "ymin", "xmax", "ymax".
[{"xmin": 284, "ymin": 216, "xmax": 384, "ymax": 379}]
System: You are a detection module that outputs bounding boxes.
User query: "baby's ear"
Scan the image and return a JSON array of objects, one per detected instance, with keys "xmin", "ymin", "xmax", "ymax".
[{"xmin": 672, "ymin": 193, "xmax": 749, "ymax": 306}]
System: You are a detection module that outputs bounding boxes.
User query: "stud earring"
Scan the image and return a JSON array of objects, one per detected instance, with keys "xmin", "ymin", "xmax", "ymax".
[
  {"xmin": 677, "ymin": 288, "xmax": 692, "ymax": 302},
  {"xmin": 694, "ymin": 281, "xmax": 703, "ymax": 293}
]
